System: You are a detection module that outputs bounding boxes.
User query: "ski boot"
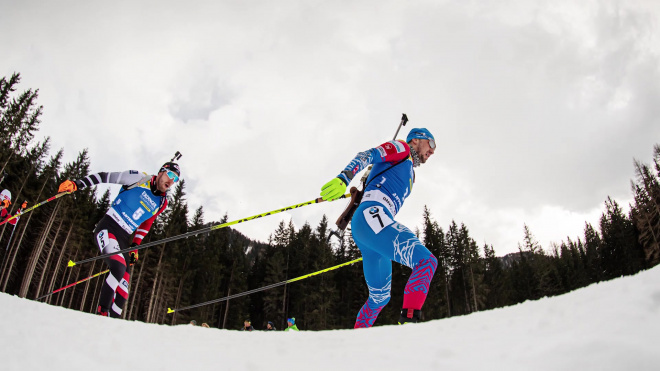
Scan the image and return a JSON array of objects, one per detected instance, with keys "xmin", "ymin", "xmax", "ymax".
[
  {"xmin": 97, "ymin": 305, "xmax": 109, "ymax": 317},
  {"xmin": 398, "ymin": 308, "xmax": 422, "ymax": 324}
]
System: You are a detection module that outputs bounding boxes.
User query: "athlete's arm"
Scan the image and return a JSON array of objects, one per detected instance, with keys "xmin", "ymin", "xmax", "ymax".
[
  {"xmin": 131, "ymin": 198, "xmax": 168, "ymax": 245},
  {"xmin": 337, "ymin": 140, "xmax": 410, "ymax": 185},
  {"xmin": 74, "ymin": 170, "xmax": 149, "ymax": 190}
]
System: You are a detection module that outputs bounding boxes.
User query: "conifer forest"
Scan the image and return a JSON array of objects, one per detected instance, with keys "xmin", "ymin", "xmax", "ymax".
[{"xmin": 1, "ymin": 72, "xmax": 658, "ymax": 331}]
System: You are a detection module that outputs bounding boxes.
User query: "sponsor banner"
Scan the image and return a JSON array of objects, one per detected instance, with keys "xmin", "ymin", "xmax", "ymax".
[
  {"xmin": 140, "ymin": 191, "xmax": 158, "ymax": 211},
  {"xmin": 362, "ymin": 189, "xmax": 397, "ymax": 216},
  {"xmin": 106, "ymin": 208, "xmax": 136, "ymax": 234}
]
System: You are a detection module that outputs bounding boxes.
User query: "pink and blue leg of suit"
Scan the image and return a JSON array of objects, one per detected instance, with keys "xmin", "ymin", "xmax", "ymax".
[{"xmin": 352, "ymin": 201, "xmax": 438, "ymax": 328}]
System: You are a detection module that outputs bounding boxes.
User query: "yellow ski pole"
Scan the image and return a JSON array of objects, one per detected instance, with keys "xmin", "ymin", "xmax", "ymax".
[
  {"xmin": 68, "ymin": 193, "xmax": 351, "ymax": 267},
  {"xmin": 167, "ymin": 257, "xmax": 363, "ymax": 314}
]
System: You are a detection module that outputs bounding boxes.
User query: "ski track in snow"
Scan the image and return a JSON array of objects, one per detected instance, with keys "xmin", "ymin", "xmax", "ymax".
[{"xmin": 2, "ymin": 266, "xmax": 660, "ymax": 370}]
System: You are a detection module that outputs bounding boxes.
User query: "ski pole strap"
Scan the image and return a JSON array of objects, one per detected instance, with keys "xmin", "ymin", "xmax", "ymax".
[
  {"xmin": 68, "ymin": 193, "xmax": 351, "ymax": 267},
  {"xmin": 167, "ymin": 257, "xmax": 363, "ymax": 314},
  {"xmin": 0, "ymin": 192, "xmax": 70, "ymax": 226},
  {"xmin": 35, "ymin": 269, "xmax": 110, "ymax": 301}
]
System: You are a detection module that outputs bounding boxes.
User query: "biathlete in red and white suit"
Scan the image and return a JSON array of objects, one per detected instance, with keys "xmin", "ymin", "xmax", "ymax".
[
  {"xmin": 58, "ymin": 162, "xmax": 180, "ymax": 317},
  {"xmin": 320, "ymin": 128, "xmax": 438, "ymax": 327},
  {"xmin": 0, "ymin": 189, "xmax": 22, "ymax": 226}
]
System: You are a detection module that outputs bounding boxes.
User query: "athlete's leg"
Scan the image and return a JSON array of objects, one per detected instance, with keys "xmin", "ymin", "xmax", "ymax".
[
  {"xmin": 353, "ymin": 203, "xmax": 437, "ymax": 322},
  {"xmin": 354, "ymin": 247, "xmax": 392, "ymax": 328},
  {"xmin": 388, "ymin": 222, "xmax": 438, "ymax": 313},
  {"xmin": 110, "ymin": 265, "xmax": 131, "ymax": 318},
  {"xmin": 93, "ymin": 228, "xmax": 127, "ymax": 316}
]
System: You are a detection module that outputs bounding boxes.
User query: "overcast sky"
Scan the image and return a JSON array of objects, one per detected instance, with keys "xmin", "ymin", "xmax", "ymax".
[{"xmin": 2, "ymin": 0, "xmax": 659, "ymax": 256}]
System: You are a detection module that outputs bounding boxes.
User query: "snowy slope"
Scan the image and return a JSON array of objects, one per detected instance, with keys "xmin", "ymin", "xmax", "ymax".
[{"xmin": 2, "ymin": 266, "xmax": 660, "ymax": 371}]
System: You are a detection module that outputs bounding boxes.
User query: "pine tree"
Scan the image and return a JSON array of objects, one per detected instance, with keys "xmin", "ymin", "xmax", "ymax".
[
  {"xmin": 599, "ymin": 197, "xmax": 645, "ymax": 279},
  {"xmin": 420, "ymin": 206, "xmax": 450, "ymax": 318},
  {"xmin": 483, "ymin": 243, "xmax": 508, "ymax": 309},
  {"xmin": 582, "ymin": 222, "xmax": 603, "ymax": 283},
  {"xmin": 631, "ymin": 149, "xmax": 660, "ymax": 265}
]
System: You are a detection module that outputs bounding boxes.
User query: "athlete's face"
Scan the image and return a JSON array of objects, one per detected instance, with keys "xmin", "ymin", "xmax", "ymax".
[
  {"xmin": 413, "ymin": 139, "xmax": 435, "ymax": 164},
  {"xmin": 156, "ymin": 171, "xmax": 175, "ymax": 192}
]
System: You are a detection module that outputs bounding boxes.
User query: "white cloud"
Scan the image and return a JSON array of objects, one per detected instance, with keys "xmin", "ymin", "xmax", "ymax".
[{"xmin": 1, "ymin": 0, "xmax": 658, "ymax": 255}]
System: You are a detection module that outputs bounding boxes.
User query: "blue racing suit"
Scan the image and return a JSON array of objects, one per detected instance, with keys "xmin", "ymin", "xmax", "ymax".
[{"xmin": 336, "ymin": 140, "xmax": 437, "ymax": 328}]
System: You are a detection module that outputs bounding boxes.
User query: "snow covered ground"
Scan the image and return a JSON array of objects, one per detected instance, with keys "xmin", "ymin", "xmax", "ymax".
[{"xmin": 2, "ymin": 266, "xmax": 660, "ymax": 371}]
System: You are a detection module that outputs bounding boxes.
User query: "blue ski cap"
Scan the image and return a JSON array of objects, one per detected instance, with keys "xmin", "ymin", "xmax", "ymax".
[
  {"xmin": 287, "ymin": 317, "xmax": 295, "ymax": 325},
  {"xmin": 406, "ymin": 128, "xmax": 435, "ymax": 149}
]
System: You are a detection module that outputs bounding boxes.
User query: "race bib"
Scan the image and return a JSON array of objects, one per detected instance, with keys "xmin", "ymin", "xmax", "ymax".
[
  {"xmin": 132, "ymin": 208, "xmax": 145, "ymax": 220},
  {"xmin": 363, "ymin": 205, "xmax": 394, "ymax": 234}
]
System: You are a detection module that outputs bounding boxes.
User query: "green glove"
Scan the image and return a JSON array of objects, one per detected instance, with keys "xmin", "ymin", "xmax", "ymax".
[{"xmin": 320, "ymin": 178, "xmax": 347, "ymax": 201}]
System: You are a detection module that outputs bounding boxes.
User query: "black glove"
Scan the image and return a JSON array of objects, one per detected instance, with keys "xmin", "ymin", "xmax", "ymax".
[{"xmin": 129, "ymin": 243, "xmax": 139, "ymax": 265}]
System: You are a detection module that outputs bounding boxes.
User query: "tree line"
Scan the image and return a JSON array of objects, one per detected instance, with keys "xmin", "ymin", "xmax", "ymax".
[{"xmin": 1, "ymin": 72, "xmax": 658, "ymax": 330}]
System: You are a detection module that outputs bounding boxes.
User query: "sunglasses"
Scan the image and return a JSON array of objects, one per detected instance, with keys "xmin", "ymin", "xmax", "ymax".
[
  {"xmin": 165, "ymin": 170, "xmax": 180, "ymax": 182},
  {"xmin": 428, "ymin": 139, "xmax": 436, "ymax": 150}
]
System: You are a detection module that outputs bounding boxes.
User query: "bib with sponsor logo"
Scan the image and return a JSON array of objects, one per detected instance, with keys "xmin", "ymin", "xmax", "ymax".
[
  {"xmin": 109, "ymin": 181, "xmax": 164, "ymax": 233},
  {"xmin": 362, "ymin": 205, "xmax": 394, "ymax": 234}
]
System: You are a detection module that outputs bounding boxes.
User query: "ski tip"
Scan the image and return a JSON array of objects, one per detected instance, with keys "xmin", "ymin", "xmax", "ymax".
[
  {"xmin": 67, "ymin": 260, "xmax": 76, "ymax": 267},
  {"xmin": 167, "ymin": 308, "xmax": 174, "ymax": 314}
]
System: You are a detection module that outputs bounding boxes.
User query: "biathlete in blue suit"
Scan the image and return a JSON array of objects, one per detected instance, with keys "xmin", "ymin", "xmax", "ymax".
[
  {"xmin": 58, "ymin": 162, "xmax": 181, "ymax": 318},
  {"xmin": 320, "ymin": 128, "xmax": 437, "ymax": 327}
]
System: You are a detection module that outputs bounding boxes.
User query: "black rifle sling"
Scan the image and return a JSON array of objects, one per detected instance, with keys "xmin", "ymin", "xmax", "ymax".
[{"xmin": 334, "ymin": 156, "xmax": 410, "ymax": 230}]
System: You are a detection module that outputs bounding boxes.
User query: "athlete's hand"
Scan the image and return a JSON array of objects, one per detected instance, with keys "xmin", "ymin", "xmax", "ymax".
[
  {"xmin": 320, "ymin": 178, "xmax": 347, "ymax": 201},
  {"xmin": 129, "ymin": 246, "xmax": 139, "ymax": 265},
  {"xmin": 58, "ymin": 180, "xmax": 78, "ymax": 193},
  {"xmin": 20, "ymin": 201, "xmax": 27, "ymax": 209}
]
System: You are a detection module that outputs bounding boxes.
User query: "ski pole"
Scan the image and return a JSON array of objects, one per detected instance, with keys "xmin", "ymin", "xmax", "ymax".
[
  {"xmin": 0, "ymin": 192, "xmax": 70, "ymax": 226},
  {"xmin": 167, "ymin": 257, "xmax": 363, "ymax": 314},
  {"xmin": 68, "ymin": 193, "xmax": 351, "ymax": 267},
  {"xmin": 5, "ymin": 223, "xmax": 17, "ymax": 250},
  {"xmin": 35, "ymin": 269, "xmax": 110, "ymax": 300}
]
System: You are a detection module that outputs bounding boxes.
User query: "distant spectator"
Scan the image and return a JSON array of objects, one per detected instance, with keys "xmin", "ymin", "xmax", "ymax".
[
  {"xmin": 0, "ymin": 189, "xmax": 24, "ymax": 226},
  {"xmin": 201, "ymin": 323, "xmax": 210, "ymax": 328},
  {"xmin": 265, "ymin": 321, "xmax": 276, "ymax": 331},
  {"xmin": 241, "ymin": 320, "xmax": 254, "ymax": 331},
  {"xmin": 189, "ymin": 320, "xmax": 197, "ymax": 326},
  {"xmin": 284, "ymin": 317, "xmax": 299, "ymax": 332},
  {"xmin": 0, "ymin": 189, "xmax": 11, "ymax": 211}
]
